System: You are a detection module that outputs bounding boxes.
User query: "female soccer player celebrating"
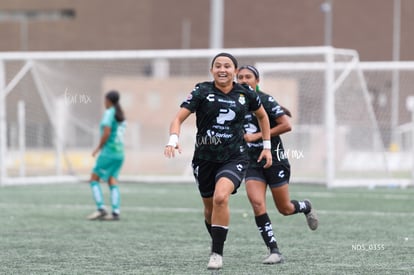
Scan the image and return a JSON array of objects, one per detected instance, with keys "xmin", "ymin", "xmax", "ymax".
[
  {"xmin": 87, "ymin": 90, "xmax": 126, "ymax": 221},
  {"xmin": 237, "ymin": 65, "xmax": 318, "ymax": 264},
  {"xmin": 164, "ymin": 53, "xmax": 272, "ymax": 270}
]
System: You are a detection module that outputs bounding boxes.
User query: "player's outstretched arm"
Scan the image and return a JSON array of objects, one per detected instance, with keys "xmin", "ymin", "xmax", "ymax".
[
  {"xmin": 254, "ymin": 106, "xmax": 272, "ymax": 168},
  {"xmin": 164, "ymin": 108, "xmax": 191, "ymax": 158}
]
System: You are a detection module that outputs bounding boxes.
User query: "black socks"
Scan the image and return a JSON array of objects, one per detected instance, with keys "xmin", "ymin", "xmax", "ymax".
[
  {"xmin": 291, "ymin": 200, "xmax": 311, "ymax": 214},
  {"xmin": 211, "ymin": 225, "xmax": 228, "ymax": 256},
  {"xmin": 255, "ymin": 213, "xmax": 279, "ymax": 253}
]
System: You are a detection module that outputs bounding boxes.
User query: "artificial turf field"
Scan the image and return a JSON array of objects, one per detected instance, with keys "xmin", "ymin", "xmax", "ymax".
[{"xmin": 0, "ymin": 182, "xmax": 413, "ymax": 275}]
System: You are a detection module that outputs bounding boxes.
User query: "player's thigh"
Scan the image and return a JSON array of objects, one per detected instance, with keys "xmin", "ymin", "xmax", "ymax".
[
  {"xmin": 215, "ymin": 157, "xmax": 249, "ymax": 196},
  {"xmin": 93, "ymin": 155, "xmax": 123, "ymax": 182},
  {"xmin": 245, "ymin": 167, "xmax": 267, "ymax": 205},
  {"xmin": 92, "ymin": 154, "xmax": 110, "ymax": 181},
  {"xmin": 265, "ymin": 164, "xmax": 292, "ymax": 212},
  {"xmin": 214, "ymin": 177, "xmax": 235, "ymax": 204},
  {"xmin": 107, "ymin": 157, "xmax": 124, "ymax": 183}
]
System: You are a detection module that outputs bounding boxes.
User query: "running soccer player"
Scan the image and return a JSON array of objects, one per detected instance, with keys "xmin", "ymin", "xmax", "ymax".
[
  {"xmin": 237, "ymin": 65, "xmax": 319, "ymax": 264},
  {"xmin": 164, "ymin": 53, "xmax": 272, "ymax": 270},
  {"xmin": 87, "ymin": 90, "xmax": 126, "ymax": 221}
]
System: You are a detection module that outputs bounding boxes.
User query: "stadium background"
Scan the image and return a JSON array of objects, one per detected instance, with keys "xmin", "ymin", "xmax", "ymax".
[
  {"xmin": 1, "ymin": 0, "xmax": 413, "ymax": 182},
  {"xmin": 0, "ymin": 0, "xmax": 413, "ymax": 60}
]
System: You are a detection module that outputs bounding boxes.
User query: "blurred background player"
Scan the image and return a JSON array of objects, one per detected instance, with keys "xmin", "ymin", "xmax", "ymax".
[
  {"xmin": 237, "ymin": 65, "xmax": 319, "ymax": 264},
  {"xmin": 164, "ymin": 53, "xmax": 272, "ymax": 270},
  {"xmin": 87, "ymin": 90, "xmax": 126, "ymax": 221}
]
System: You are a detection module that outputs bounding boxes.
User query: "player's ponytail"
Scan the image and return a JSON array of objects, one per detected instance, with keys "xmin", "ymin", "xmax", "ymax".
[
  {"xmin": 281, "ymin": 106, "xmax": 292, "ymax": 118},
  {"xmin": 106, "ymin": 90, "xmax": 125, "ymax": 122},
  {"xmin": 114, "ymin": 103, "xmax": 125, "ymax": 122}
]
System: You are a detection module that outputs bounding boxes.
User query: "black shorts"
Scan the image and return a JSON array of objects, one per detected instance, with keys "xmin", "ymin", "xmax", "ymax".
[
  {"xmin": 245, "ymin": 163, "xmax": 290, "ymax": 188},
  {"xmin": 192, "ymin": 157, "xmax": 249, "ymax": 198}
]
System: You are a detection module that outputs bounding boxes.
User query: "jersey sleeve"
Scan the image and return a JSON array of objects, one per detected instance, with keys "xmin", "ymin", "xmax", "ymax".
[
  {"xmin": 101, "ymin": 108, "xmax": 115, "ymax": 127},
  {"xmin": 242, "ymin": 84, "xmax": 262, "ymax": 112},
  {"xmin": 264, "ymin": 95, "xmax": 285, "ymax": 121},
  {"xmin": 180, "ymin": 82, "xmax": 204, "ymax": 112}
]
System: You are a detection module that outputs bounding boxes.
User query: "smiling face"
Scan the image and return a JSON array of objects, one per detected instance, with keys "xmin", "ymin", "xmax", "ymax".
[
  {"xmin": 210, "ymin": 56, "xmax": 237, "ymax": 91},
  {"xmin": 237, "ymin": 68, "xmax": 259, "ymax": 91}
]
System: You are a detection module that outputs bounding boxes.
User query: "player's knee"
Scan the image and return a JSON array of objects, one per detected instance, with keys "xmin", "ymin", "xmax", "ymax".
[
  {"xmin": 213, "ymin": 192, "xmax": 229, "ymax": 207},
  {"xmin": 250, "ymin": 200, "xmax": 266, "ymax": 215},
  {"xmin": 277, "ymin": 204, "xmax": 293, "ymax": 216}
]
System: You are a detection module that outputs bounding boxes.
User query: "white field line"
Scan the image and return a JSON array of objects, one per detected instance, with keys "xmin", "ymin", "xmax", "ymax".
[
  {"xmin": 119, "ymin": 188, "xmax": 414, "ymax": 201},
  {"xmin": 290, "ymin": 191, "xmax": 413, "ymax": 200},
  {"xmin": 1, "ymin": 203, "xmax": 413, "ymax": 217}
]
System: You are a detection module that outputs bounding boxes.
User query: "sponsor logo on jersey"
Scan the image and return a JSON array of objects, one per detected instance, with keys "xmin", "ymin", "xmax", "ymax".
[
  {"xmin": 238, "ymin": 94, "xmax": 246, "ymax": 105},
  {"xmin": 206, "ymin": 94, "xmax": 215, "ymax": 102},
  {"xmin": 208, "ymin": 131, "xmax": 232, "ymax": 139},
  {"xmin": 244, "ymin": 122, "xmax": 258, "ymax": 134},
  {"xmin": 218, "ymin": 98, "xmax": 236, "ymax": 106},
  {"xmin": 216, "ymin": 109, "xmax": 235, "ymax": 124}
]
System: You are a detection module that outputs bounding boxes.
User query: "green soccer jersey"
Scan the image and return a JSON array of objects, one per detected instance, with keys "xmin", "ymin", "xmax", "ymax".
[
  {"xmin": 99, "ymin": 106, "xmax": 126, "ymax": 158},
  {"xmin": 244, "ymin": 90, "xmax": 289, "ymax": 168},
  {"xmin": 181, "ymin": 81, "xmax": 262, "ymax": 162}
]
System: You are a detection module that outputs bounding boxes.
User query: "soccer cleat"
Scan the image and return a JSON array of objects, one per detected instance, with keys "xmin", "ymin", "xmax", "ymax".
[
  {"xmin": 101, "ymin": 213, "xmax": 120, "ymax": 221},
  {"xmin": 86, "ymin": 209, "xmax": 107, "ymax": 220},
  {"xmin": 207, "ymin": 253, "xmax": 223, "ymax": 270},
  {"xmin": 304, "ymin": 199, "xmax": 318, "ymax": 230},
  {"xmin": 262, "ymin": 252, "xmax": 284, "ymax": 264}
]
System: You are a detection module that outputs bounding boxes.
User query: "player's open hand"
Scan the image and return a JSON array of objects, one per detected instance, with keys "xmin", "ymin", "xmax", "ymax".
[
  {"xmin": 257, "ymin": 149, "xmax": 272, "ymax": 168},
  {"xmin": 164, "ymin": 144, "xmax": 182, "ymax": 158}
]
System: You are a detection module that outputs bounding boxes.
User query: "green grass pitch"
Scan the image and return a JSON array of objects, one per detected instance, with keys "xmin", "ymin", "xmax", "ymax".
[{"xmin": 0, "ymin": 182, "xmax": 413, "ymax": 274}]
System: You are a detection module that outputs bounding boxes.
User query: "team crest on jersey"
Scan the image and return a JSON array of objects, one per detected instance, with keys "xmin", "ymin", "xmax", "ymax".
[{"xmin": 238, "ymin": 94, "xmax": 246, "ymax": 105}]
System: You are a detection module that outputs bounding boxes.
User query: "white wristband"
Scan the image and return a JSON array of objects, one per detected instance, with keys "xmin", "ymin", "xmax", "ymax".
[
  {"xmin": 263, "ymin": 140, "xmax": 271, "ymax": 150},
  {"xmin": 167, "ymin": 134, "xmax": 179, "ymax": 147}
]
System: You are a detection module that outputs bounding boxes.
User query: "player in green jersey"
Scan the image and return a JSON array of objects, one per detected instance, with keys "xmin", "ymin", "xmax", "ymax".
[
  {"xmin": 164, "ymin": 53, "xmax": 272, "ymax": 270},
  {"xmin": 237, "ymin": 65, "xmax": 318, "ymax": 264},
  {"xmin": 87, "ymin": 90, "xmax": 126, "ymax": 221}
]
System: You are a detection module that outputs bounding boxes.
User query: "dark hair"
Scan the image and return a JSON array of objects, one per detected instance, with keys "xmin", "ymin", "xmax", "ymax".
[
  {"xmin": 281, "ymin": 106, "xmax": 292, "ymax": 118},
  {"xmin": 238, "ymin": 65, "xmax": 291, "ymax": 117},
  {"xmin": 211, "ymin": 52, "xmax": 238, "ymax": 69},
  {"xmin": 238, "ymin": 65, "xmax": 260, "ymax": 79},
  {"xmin": 106, "ymin": 90, "xmax": 125, "ymax": 122}
]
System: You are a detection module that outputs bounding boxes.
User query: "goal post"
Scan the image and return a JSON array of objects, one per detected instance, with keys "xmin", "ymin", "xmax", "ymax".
[{"xmin": 0, "ymin": 47, "xmax": 412, "ymax": 187}]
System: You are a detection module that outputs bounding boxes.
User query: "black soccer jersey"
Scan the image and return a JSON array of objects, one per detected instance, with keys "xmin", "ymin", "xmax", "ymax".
[
  {"xmin": 181, "ymin": 81, "xmax": 262, "ymax": 162},
  {"xmin": 243, "ymin": 90, "xmax": 290, "ymax": 168}
]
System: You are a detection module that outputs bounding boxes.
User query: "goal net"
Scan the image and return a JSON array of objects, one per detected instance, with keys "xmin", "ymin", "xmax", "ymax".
[{"xmin": 0, "ymin": 47, "xmax": 411, "ymax": 187}]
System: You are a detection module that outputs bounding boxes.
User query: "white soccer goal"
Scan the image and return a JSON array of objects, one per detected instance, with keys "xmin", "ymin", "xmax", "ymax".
[{"xmin": 0, "ymin": 47, "xmax": 412, "ymax": 187}]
